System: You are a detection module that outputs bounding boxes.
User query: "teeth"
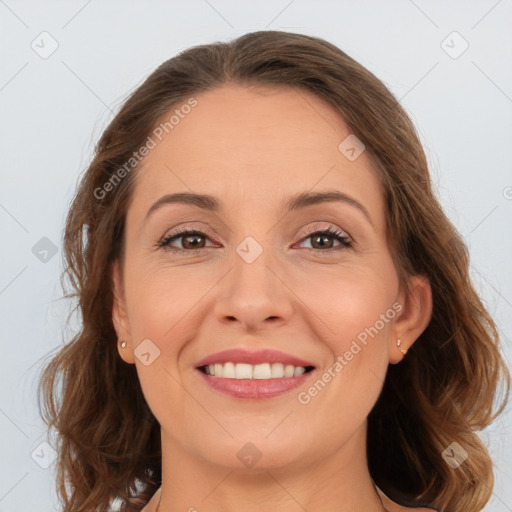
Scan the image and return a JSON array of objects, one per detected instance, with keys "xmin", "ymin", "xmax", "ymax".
[
  {"xmin": 236, "ymin": 363, "xmax": 253, "ymax": 379},
  {"xmin": 203, "ymin": 362, "xmax": 309, "ymax": 379}
]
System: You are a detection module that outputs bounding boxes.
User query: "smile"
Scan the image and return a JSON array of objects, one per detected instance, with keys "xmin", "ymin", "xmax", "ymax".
[{"xmin": 199, "ymin": 362, "xmax": 315, "ymax": 379}]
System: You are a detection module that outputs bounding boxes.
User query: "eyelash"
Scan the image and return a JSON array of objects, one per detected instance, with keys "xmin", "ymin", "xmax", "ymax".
[{"xmin": 157, "ymin": 226, "xmax": 353, "ymax": 254}]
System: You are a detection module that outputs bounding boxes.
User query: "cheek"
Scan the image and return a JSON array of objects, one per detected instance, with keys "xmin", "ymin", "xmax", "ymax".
[
  {"xmin": 124, "ymin": 260, "xmax": 208, "ymax": 340},
  {"xmin": 124, "ymin": 252, "xmax": 398, "ymax": 364},
  {"xmin": 289, "ymin": 265, "xmax": 395, "ymax": 418},
  {"xmin": 289, "ymin": 263, "xmax": 397, "ymax": 349},
  {"xmin": 123, "ymin": 264, "xmax": 218, "ymax": 420}
]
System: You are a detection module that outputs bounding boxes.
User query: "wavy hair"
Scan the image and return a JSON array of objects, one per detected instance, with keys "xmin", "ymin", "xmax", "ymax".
[{"xmin": 38, "ymin": 30, "xmax": 510, "ymax": 512}]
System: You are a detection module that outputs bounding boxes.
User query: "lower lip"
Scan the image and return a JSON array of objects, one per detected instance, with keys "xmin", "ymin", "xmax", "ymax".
[{"xmin": 196, "ymin": 369, "xmax": 315, "ymax": 399}]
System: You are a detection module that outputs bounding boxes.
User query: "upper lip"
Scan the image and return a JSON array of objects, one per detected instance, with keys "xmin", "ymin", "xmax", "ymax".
[{"xmin": 195, "ymin": 348, "xmax": 315, "ymax": 368}]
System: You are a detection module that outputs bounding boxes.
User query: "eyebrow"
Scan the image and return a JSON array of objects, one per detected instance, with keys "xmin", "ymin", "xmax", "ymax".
[{"xmin": 145, "ymin": 190, "xmax": 373, "ymax": 225}]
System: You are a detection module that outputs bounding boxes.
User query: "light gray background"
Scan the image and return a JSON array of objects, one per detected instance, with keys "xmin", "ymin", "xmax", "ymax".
[{"xmin": 0, "ymin": 1, "xmax": 511, "ymax": 511}]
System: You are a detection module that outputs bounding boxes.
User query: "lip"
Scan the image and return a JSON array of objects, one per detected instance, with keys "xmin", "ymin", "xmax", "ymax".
[
  {"xmin": 194, "ymin": 348, "xmax": 315, "ymax": 368},
  {"xmin": 196, "ymin": 367, "xmax": 316, "ymax": 399},
  {"xmin": 194, "ymin": 348, "xmax": 316, "ymax": 400}
]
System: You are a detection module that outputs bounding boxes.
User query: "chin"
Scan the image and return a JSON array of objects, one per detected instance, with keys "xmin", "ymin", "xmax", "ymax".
[{"xmin": 195, "ymin": 433, "xmax": 306, "ymax": 471}]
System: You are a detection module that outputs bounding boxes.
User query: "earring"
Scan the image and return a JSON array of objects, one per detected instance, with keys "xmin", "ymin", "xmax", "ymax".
[
  {"xmin": 397, "ymin": 338, "xmax": 407, "ymax": 355},
  {"xmin": 120, "ymin": 340, "xmax": 127, "ymax": 348}
]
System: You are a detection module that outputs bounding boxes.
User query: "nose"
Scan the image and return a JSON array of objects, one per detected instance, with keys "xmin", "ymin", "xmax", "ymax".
[{"xmin": 211, "ymin": 244, "xmax": 294, "ymax": 333}]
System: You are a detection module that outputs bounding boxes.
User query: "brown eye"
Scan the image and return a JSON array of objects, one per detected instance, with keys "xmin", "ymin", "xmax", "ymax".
[
  {"xmin": 181, "ymin": 233, "xmax": 206, "ymax": 249},
  {"xmin": 310, "ymin": 233, "xmax": 335, "ymax": 249},
  {"xmin": 158, "ymin": 231, "xmax": 211, "ymax": 251},
  {"xmin": 299, "ymin": 228, "xmax": 352, "ymax": 251}
]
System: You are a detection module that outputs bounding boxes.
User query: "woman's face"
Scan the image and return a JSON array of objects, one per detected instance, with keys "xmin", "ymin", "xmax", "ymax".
[{"xmin": 113, "ymin": 83, "xmax": 430, "ymax": 472}]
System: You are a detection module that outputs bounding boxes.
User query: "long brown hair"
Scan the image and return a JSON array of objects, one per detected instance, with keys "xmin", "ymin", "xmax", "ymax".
[{"xmin": 38, "ymin": 30, "xmax": 510, "ymax": 512}]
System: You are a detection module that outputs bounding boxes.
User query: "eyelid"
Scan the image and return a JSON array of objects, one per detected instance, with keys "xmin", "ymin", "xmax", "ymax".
[
  {"xmin": 159, "ymin": 221, "xmax": 219, "ymax": 239},
  {"xmin": 297, "ymin": 223, "xmax": 351, "ymax": 240},
  {"xmin": 157, "ymin": 221, "xmax": 353, "ymax": 252}
]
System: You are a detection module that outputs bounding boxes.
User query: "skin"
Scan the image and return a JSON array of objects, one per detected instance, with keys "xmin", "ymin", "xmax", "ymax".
[{"xmin": 112, "ymin": 83, "xmax": 434, "ymax": 512}]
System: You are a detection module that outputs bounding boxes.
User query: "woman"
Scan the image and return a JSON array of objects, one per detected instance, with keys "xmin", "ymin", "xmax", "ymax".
[{"xmin": 38, "ymin": 30, "xmax": 510, "ymax": 512}]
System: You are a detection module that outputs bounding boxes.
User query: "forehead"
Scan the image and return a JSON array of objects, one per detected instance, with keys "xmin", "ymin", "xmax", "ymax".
[
  {"xmin": 148, "ymin": 83, "xmax": 354, "ymax": 169},
  {"xmin": 129, "ymin": 83, "xmax": 384, "ymax": 226}
]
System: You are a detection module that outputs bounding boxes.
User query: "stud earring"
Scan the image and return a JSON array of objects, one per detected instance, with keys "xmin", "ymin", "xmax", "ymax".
[
  {"xmin": 120, "ymin": 340, "xmax": 127, "ymax": 348},
  {"xmin": 397, "ymin": 338, "xmax": 407, "ymax": 355}
]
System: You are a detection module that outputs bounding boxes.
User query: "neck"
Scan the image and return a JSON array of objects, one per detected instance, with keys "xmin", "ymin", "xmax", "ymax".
[{"xmin": 155, "ymin": 423, "xmax": 389, "ymax": 512}]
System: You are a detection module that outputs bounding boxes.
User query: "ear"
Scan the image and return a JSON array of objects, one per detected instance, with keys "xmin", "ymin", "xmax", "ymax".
[
  {"xmin": 112, "ymin": 259, "xmax": 135, "ymax": 364},
  {"xmin": 389, "ymin": 274, "xmax": 433, "ymax": 364}
]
